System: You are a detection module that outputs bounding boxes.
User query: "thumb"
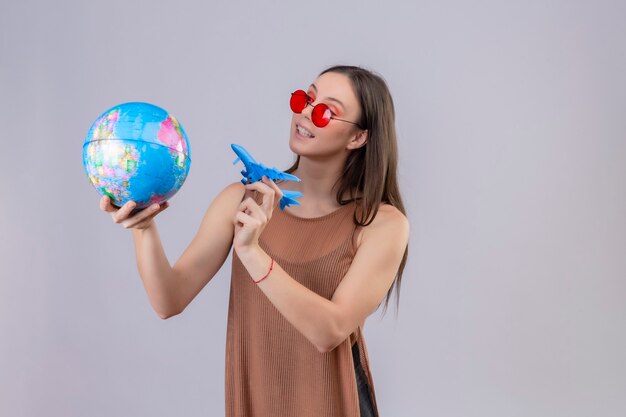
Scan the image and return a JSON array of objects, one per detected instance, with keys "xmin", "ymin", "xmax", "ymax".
[{"xmin": 244, "ymin": 188, "xmax": 255, "ymax": 200}]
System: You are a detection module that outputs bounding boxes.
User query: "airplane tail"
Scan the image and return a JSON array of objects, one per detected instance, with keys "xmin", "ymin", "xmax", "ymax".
[{"xmin": 279, "ymin": 189, "xmax": 303, "ymax": 210}]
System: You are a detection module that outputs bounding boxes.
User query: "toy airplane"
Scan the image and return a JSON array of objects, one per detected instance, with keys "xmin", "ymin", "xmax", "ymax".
[{"xmin": 231, "ymin": 143, "xmax": 303, "ymax": 210}]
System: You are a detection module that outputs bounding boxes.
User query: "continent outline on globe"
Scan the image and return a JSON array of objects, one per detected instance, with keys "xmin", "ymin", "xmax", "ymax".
[{"xmin": 82, "ymin": 102, "xmax": 192, "ymax": 210}]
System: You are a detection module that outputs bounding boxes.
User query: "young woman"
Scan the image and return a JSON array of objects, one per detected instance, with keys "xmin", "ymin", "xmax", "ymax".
[{"xmin": 100, "ymin": 65, "xmax": 410, "ymax": 417}]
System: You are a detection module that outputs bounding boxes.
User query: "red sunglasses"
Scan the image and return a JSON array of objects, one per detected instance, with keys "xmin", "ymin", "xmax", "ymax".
[{"xmin": 290, "ymin": 90, "xmax": 364, "ymax": 129}]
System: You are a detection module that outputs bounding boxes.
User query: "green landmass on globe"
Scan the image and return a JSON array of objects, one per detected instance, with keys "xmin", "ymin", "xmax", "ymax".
[{"xmin": 83, "ymin": 102, "xmax": 191, "ymax": 210}]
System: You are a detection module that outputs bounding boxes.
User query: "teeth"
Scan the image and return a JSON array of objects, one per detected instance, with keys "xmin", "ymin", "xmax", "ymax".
[{"xmin": 297, "ymin": 125, "xmax": 314, "ymax": 138}]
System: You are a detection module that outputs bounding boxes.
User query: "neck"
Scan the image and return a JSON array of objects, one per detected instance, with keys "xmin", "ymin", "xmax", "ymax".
[{"xmin": 290, "ymin": 153, "xmax": 347, "ymax": 207}]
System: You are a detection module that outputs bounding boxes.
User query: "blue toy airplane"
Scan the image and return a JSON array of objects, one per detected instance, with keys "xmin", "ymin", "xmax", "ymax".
[{"xmin": 231, "ymin": 143, "xmax": 303, "ymax": 210}]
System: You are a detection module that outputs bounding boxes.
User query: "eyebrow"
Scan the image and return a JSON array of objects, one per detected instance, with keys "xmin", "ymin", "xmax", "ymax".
[{"xmin": 309, "ymin": 83, "xmax": 346, "ymax": 109}]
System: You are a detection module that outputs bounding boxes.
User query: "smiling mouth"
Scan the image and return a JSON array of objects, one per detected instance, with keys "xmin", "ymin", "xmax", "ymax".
[{"xmin": 296, "ymin": 124, "xmax": 315, "ymax": 138}]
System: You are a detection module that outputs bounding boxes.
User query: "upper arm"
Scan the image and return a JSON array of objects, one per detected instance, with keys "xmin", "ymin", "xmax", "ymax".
[
  {"xmin": 328, "ymin": 205, "xmax": 410, "ymax": 345},
  {"xmin": 170, "ymin": 181, "xmax": 245, "ymax": 314}
]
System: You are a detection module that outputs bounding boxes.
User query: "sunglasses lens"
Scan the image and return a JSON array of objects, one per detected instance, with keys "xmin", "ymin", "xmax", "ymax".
[
  {"xmin": 311, "ymin": 103, "xmax": 332, "ymax": 127},
  {"xmin": 290, "ymin": 90, "xmax": 308, "ymax": 113}
]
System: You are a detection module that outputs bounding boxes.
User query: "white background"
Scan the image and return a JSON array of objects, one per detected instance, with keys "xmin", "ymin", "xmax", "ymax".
[{"xmin": 1, "ymin": 1, "xmax": 624, "ymax": 416}]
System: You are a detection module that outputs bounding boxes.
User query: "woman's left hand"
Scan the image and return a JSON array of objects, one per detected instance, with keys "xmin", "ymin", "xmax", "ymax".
[{"xmin": 233, "ymin": 176, "xmax": 283, "ymax": 257}]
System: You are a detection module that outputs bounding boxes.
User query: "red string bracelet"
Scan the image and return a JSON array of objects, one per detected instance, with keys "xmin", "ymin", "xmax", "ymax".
[{"xmin": 253, "ymin": 257, "xmax": 274, "ymax": 284}]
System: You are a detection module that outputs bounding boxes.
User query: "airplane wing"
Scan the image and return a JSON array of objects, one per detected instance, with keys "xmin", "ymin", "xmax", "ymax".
[
  {"xmin": 231, "ymin": 143, "xmax": 303, "ymax": 209},
  {"xmin": 279, "ymin": 189, "xmax": 304, "ymax": 210}
]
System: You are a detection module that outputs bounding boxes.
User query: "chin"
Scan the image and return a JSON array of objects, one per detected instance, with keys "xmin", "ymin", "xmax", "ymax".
[
  {"xmin": 288, "ymin": 126, "xmax": 300, "ymax": 155},
  {"xmin": 288, "ymin": 138, "xmax": 301, "ymax": 156},
  {"xmin": 289, "ymin": 137, "xmax": 312, "ymax": 158}
]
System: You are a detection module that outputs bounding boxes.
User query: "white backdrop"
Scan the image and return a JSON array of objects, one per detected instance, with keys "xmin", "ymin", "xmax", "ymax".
[{"xmin": 1, "ymin": 1, "xmax": 624, "ymax": 416}]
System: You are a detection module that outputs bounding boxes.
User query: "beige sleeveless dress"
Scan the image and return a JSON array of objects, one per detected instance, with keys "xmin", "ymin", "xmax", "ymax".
[{"xmin": 225, "ymin": 201, "xmax": 379, "ymax": 417}]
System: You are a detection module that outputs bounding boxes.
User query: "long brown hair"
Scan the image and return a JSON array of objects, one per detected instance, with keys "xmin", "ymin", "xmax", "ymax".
[{"xmin": 286, "ymin": 65, "xmax": 408, "ymax": 316}]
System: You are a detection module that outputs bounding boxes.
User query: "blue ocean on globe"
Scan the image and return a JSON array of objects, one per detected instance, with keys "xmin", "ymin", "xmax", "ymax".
[{"xmin": 83, "ymin": 102, "xmax": 191, "ymax": 210}]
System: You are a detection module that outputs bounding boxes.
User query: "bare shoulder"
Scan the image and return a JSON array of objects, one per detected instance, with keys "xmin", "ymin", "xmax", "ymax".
[
  {"xmin": 372, "ymin": 204, "xmax": 409, "ymax": 229},
  {"xmin": 194, "ymin": 181, "xmax": 245, "ymax": 231},
  {"xmin": 211, "ymin": 181, "xmax": 246, "ymax": 210},
  {"xmin": 220, "ymin": 181, "xmax": 246, "ymax": 200},
  {"xmin": 355, "ymin": 204, "xmax": 410, "ymax": 249}
]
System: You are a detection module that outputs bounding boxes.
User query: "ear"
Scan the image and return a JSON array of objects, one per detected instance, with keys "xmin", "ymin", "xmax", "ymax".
[{"xmin": 346, "ymin": 129, "xmax": 368, "ymax": 150}]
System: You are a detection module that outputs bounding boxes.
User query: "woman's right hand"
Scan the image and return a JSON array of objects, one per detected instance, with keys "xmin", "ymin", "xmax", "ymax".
[{"xmin": 100, "ymin": 196, "xmax": 169, "ymax": 230}]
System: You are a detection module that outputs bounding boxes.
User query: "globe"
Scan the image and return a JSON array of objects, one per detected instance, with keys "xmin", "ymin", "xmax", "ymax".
[{"xmin": 83, "ymin": 102, "xmax": 191, "ymax": 210}]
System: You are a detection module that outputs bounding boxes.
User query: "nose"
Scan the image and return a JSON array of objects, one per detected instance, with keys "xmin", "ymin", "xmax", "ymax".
[
  {"xmin": 302, "ymin": 101, "xmax": 314, "ymax": 116},
  {"xmin": 298, "ymin": 101, "xmax": 315, "ymax": 125}
]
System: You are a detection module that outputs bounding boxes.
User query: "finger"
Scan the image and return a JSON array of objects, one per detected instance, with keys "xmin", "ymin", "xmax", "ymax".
[
  {"xmin": 132, "ymin": 217, "xmax": 155, "ymax": 230},
  {"xmin": 131, "ymin": 205, "xmax": 167, "ymax": 229},
  {"xmin": 238, "ymin": 196, "xmax": 254, "ymax": 216},
  {"xmin": 234, "ymin": 210, "xmax": 259, "ymax": 227},
  {"xmin": 245, "ymin": 180, "xmax": 276, "ymax": 212},
  {"xmin": 238, "ymin": 197, "xmax": 267, "ymax": 223},
  {"xmin": 112, "ymin": 200, "xmax": 137, "ymax": 223},
  {"xmin": 121, "ymin": 202, "xmax": 169, "ymax": 229},
  {"xmin": 245, "ymin": 198, "xmax": 266, "ymax": 220},
  {"xmin": 243, "ymin": 188, "xmax": 255, "ymax": 201},
  {"xmin": 237, "ymin": 195, "xmax": 260, "ymax": 210},
  {"xmin": 101, "ymin": 195, "xmax": 118, "ymax": 213},
  {"xmin": 262, "ymin": 177, "xmax": 284, "ymax": 202},
  {"xmin": 124, "ymin": 216, "xmax": 153, "ymax": 230},
  {"xmin": 244, "ymin": 180, "xmax": 274, "ymax": 195},
  {"xmin": 128, "ymin": 211, "xmax": 160, "ymax": 230}
]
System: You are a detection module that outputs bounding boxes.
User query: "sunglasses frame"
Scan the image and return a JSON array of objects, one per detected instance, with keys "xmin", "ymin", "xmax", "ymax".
[{"xmin": 290, "ymin": 90, "xmax": 364, "ymax": 129}]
